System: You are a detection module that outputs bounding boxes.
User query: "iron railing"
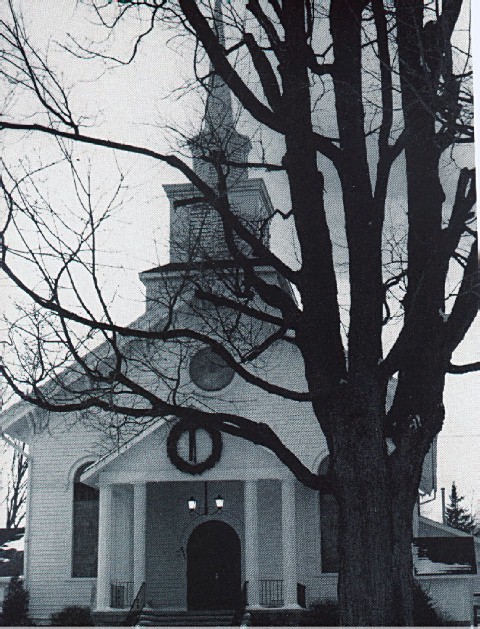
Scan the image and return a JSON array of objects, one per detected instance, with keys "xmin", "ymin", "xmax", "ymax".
[
  {"xmin": 232, "ymin": 581, "xmax": 250, "ymax": 626},
  {"xmin": 123, "ymin": 582, "xmax": 146, "ymax": 626},
  {"xmin": 110, "ymin": 581, "xmax": 134, "ymax": 609},
  {"xmin": 260, "ymin": 579, "xmax": 284, "ymax": 607}
]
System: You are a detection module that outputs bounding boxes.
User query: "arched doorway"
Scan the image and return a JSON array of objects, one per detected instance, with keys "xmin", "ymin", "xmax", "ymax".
[{"xmin": 187, "ymin": 520, "xmax": 241, "ymax": 610}]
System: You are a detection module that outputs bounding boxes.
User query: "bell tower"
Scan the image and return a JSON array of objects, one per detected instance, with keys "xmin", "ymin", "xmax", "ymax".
[{"xmin": 163, "ymin": 0, "xmax": 273, "ymax": 264}]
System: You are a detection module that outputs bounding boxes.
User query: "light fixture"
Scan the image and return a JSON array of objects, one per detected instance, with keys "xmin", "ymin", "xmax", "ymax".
[{"xmin": 188, "ymin": 482, "xmax": 225, "ymax": 515}]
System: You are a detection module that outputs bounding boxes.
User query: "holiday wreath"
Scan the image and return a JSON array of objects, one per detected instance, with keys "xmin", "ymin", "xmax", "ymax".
[{"xmin": 166, "ymin": 420, "xmax": 223, "ymax": 474}]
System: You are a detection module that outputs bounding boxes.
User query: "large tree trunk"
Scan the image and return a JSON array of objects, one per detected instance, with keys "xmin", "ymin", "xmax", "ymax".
[
  {"xmin": 335, "ymin": 463, "xmax": 418, "ymax": 626},
  {"xmin": 392, "ymin": 502, "xmax": 416, "ymax": 625},
  {"xmin": 330, "ymin": 386, "xmax": 427, "ymax": 626},
  {"xmin": 330, "ymin": 395, "xmax": 399, "ymax": 626},
  {"xmin": 335, "ymin": 441, "xmax": 396, "ymax": 626}
]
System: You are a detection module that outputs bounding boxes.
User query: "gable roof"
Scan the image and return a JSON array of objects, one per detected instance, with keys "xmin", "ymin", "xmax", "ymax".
[
  {"xmin": 0, "ymin": 308, "xmax": 166, "ymax": 439},
  {"xmin": 419, "ymin": 515, "xmax": 478, "ymax": 539}
]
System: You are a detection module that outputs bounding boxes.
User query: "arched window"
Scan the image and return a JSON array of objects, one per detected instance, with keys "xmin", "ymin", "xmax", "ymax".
[
  {"xmin": 319, "ymin": 456, "xmax": 339, "ymax": 573},
  {"xmin": 72, "ymin": 462, "xmax": 99, "ymax": 577}
]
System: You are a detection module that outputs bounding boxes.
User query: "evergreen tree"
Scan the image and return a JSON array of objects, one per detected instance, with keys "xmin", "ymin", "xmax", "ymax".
[
  {"xmin": 445, "ymin": 482, "xmax": 478, "ymax": 535},
  {"xmin": 0, "ymin": 577, "xmax": 31, "ymax": 626}
]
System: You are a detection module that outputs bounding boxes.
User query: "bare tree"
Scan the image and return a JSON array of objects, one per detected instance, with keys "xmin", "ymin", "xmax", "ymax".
[
  {"xmin": 0, "ymin": 0, "xmax": 477, "ymax": 625},
  {"xmin": 4, "ymin": 441, "xmax": 28, "ymax": 530}
]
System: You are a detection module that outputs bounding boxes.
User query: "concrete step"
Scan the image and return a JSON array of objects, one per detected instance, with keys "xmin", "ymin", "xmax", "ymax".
[
  {"xmin": 137, "ymin": 619, "xmax": 234, "ymax": 626},
  {"xmin": 137, "ymin": 610, "xmax": 235, "ymax": 627}
]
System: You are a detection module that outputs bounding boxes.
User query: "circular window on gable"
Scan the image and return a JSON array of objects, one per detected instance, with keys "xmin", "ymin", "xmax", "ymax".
[{"xmin": 189, "ymin": 347, "xmax": 235, "ymax": 392}]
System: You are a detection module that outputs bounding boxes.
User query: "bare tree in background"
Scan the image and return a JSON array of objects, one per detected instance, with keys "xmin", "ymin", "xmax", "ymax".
[
  {"xmin": 0, "ymin": 0, "xmax": 477, "ymax": 624},
  {"xmin": 4, "ymin": 442, "xmax": 27, "ymax": 529}
]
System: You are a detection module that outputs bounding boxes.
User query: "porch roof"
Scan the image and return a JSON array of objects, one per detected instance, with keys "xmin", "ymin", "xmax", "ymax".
[{"xmin": 80, "ymin": 418, "xmax": 169, "ymax": 486}]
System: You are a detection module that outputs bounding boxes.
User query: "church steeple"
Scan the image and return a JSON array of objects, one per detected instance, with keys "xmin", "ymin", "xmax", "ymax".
[
  {"xmin": 161, "ymin": 0, "xmax": 272, "ymax": 266},
  {"xmin": 203, "ymin": 0, "xmax": 234, "ymax": 134},
  {"xmin": 189, "ymin": 0, "xmax": 251, "ymax": 186}
]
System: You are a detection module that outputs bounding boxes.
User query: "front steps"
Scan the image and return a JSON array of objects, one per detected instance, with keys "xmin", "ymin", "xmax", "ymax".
[{"xmin": 137, "ymin": 609, "xmax": 236, "ymax": 626}]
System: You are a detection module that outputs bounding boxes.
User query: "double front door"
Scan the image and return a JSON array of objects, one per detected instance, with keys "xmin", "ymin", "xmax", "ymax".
[{"xmin": 187, "ymin": 520, "xmax": 241, "ymax": 610}]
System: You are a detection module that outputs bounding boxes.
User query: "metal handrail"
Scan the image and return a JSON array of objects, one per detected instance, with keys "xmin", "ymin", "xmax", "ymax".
[
  {"xmin": 111, "ymin": 581, "xmax": 134, "ymax": 609},
  {"xmin": 123, "ymin": 581, "xmax": 146, "ymax": 626},
  {"xmin": 232, "ymin": 581, "xmax": 249, "ymax": 626},
  {"xmin": 297, "ymin": 582, "xmax": 306, "ymax": 608},
  {"xmin": 232, "ymin": 581, "xmax": 248, "ymax": 627},
  {"xmin": 242, "ymin": 580, "xmax": 249, "ymax": 607}
]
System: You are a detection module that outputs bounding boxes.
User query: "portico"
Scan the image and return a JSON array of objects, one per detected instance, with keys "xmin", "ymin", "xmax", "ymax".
[{"xmin": 81, "ymin": 422, "xmax": 305, "ymax": 613}]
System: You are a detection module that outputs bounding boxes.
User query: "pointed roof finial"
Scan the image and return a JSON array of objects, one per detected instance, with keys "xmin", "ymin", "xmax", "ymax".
[
  {"xmin": 204, "ymin": 0, "xmax": 234, "ymax": 134},
  {"xmin": 213, "ymin": 0, "xmax": 225, "ymax": 47}
]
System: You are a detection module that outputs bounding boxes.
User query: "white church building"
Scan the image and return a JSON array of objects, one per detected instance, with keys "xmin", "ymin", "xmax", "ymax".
[{"xmin": 0, "ymin": 10, "xmax": 477, "ymax": 624}]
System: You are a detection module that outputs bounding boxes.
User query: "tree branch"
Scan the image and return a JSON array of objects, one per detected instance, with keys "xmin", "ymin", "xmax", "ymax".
[
  {"xmin": 447, "ymin": 361, "xmax": 480, "ymax": 374},
  {"xmin": 0, "ymin": 121, "xmax": 297, "ymax": 284},
  {"xmin": 178, "ymin": 0, "xmax": 343, "ymax": 166},
  {"xmin": 1, "ymin": 363, "xmax": 331, "ymax": 492},
  {"xmin": 444, "ymin": 240, "xmax": 479, "ymax": 356}
]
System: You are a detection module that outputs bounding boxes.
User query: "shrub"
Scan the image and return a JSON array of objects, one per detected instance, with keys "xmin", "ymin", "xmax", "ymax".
[
  {"xmin": 0, "ymin": 577, "xmax": 32, "ymax": 626},
  {"xmin": 249, "ymin": 609, "xmax": 304, "ymax": 627},
  {"xmin": 302, "ymin": 600, "xmax": 340, "ymax": 626},
  {"xmin": 300, "ymin": 586, "xmax": 448, "ymax": 627},
  {"xmin": 50, "ymin": 605, "xmax": 94, "ymax": 626},
  {"xmin": 413, "ymin": 581, "xmax": 450, "ymax": 626}
]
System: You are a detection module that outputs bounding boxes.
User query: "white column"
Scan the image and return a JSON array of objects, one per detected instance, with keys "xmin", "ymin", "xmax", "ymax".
[
  {"xmin": 133, "ymin": 483, "xmax": 147, "ymax": 595},
  {"xmin": 244, "ymin": 480, "xmax": 260, "ymax": 607},
  {"xmin": 282, "ymin": 477, "xmax": 299, "ymax": 608},
  {"xmin": 97, "ymin": 484, "xmax": 113, "ymax": 609}
]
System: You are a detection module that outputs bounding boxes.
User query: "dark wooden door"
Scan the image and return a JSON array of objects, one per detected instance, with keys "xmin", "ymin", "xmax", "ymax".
[{"xmin": 187, "ymin": 520, "xmax": 241, "ymax": 610}]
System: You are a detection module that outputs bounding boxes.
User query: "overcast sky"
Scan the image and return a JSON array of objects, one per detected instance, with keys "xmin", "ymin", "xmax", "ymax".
[{"xmin": 0, "ymin": 0, "xmax": 478, "ymax": 525}]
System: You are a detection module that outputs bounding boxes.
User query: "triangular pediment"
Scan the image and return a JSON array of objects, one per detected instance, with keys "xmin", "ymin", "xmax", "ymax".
[{"xmin": 81, "ymin": 418, "xmax": 290, "ymax": 487}]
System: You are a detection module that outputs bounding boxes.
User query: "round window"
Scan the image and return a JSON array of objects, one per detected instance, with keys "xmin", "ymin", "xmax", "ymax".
[{"xmin": 189, "ymin": 347, "xmax": 234, "ymax": 391}]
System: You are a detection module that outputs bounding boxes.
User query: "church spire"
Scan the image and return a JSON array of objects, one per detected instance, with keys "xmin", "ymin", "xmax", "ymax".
[
  {"xmin": 203, "ymin": 0, "xmax": 234, "ymax": 136},
  {"xmin": 160, "ymin": 0, "xmax": 273, "ymax": 267},
  {"xmin": 189, "ymin": 0, "xmax": 251, "ymax": 186}
]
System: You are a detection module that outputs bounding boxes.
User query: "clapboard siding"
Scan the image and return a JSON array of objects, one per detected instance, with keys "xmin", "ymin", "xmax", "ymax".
[
  {"xmin": 11, "ymin": 335, "xmax": 329, "ymax": 622},
  {"xmin": 25, "ymin": 418, "xmax": 103, "ymax": 621},
  {"xmin": 418, "ymin": 576, "xmax": 475, "ymax": 625}
]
